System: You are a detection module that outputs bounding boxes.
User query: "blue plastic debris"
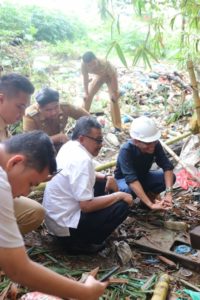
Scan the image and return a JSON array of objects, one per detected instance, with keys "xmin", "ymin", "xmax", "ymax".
[
  {"xmin": 174, "ymin": 245, "xmax": 192, "ymax": 254},
  {"xmin": 144, "ymin": 256, "xmax": 160, "ymax": 264},
  {"xmin": 122, "ymin": 115, "xmax": 133, "ymax": 123}
]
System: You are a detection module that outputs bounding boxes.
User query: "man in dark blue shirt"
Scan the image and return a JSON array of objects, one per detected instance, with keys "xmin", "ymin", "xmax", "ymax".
[{"xmin": 115, "ymin": 116, "xmax": 176, "ymax": 210}]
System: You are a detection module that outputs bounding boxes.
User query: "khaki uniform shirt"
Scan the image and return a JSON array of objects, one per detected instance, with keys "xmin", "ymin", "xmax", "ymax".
[
  {"xmin": 0, "ymin": 115, "xmax": 11, "ymax": 142},
  {"xmin": 23, "ymin": 103, "xmax": 89, "ymax": 136},
  {"xmin": 81, "ymin": 58, "xmax": 116, "ymax": 79}
]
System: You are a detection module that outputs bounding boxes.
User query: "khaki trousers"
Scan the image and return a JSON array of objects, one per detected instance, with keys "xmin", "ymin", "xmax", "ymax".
[
  {"xmin": 82, "ymin": 73, "xmax": 122, "ymax": 129},
  {"xmin": 14, "ymin": 196, "xmax": 45, "ymax": 234}
]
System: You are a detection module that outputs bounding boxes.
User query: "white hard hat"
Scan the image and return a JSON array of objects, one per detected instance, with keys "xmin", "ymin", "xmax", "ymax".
[{"xmin": 130, "ymin": 116, "xmax": 161, "ymax": 142}]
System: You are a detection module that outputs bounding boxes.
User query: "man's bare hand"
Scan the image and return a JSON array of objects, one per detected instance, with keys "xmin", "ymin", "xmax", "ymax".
[
  {"xmin": 150, "ymin": 199, "xmax": 171, "ymax": 211},
  {"xmin": 162, "ymin": 193, "xmax": 173, "ymax": 208},
  {"xmin": 105, "ymin": 176, "xmax": 118, "ymax": 193},
  {"xmin": 115, "ymin": 192, "xmax": 133, "ymax": 206},
  {"xmin": 83, "ymin": 275, "xmax": 108, "ymax": 300}
]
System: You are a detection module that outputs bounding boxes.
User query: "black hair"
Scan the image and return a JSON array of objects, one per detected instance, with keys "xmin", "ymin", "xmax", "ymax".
[
  {"xmin": 3, "ymin": 131, "xmax": 57, "ymax": 175},
  {"xmin": 82, "ymin": 51, "xmax": 96, "ymax": 63},
  {"xmin": 35, "ymin": 87, "xmax": 59, "ymax": 107},
  {"xmin": 0, "ymin": 73, "xmax": 34, "ymax": 96},
  {"xmin": 72, "ymin": 116, "xmax": 101, "ymax": 140}
]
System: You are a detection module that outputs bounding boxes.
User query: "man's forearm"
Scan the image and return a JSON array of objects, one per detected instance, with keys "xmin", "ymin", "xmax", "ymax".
[
  {"xmin": 1, "ymin": 249, "xmax": 94, "ymax": 300},
  {"xmin": 129, "ymin": 181, "xmax": 153, "ymax": 208},
  {"xmin": 83, "ymin": 77, "xmax": 89, "ymax": 95},
  {"xmin": 51, "ymin": 133, "xmax": 68, "ymax": 144},
  {"xmin": 164, "ymin": 170, "xmax": 174, "ymax": 190},
  {"xmin": 80, "ymin": 193, "xmax": 122, "ymax": 213}
]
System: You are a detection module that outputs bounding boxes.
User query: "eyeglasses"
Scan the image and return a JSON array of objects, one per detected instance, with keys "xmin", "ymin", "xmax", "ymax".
[{"xmin": 84, "ymin": 135, "xmax": 104, "ymax": 144}]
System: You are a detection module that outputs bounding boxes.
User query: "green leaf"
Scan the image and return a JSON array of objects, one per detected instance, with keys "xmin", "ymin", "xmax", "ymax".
[
  {"xmin": 116, "ymin": 15, "xmax": 120, "ymax": 35},
  {"xmin": 106, "ymin": 40, "xmax": 116, "ymax": 58},
  {"xmin": 115, "ymin": 42, "xmax": 128, "ymax": 68}
]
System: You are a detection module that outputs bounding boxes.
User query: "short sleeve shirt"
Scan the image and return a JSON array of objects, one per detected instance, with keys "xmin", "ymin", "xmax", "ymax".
[
  {"xmin": 23, "ymin": 103, "xmax": 89, "ymax": 136},
  {"xmin": 0, "ymin": 167, "xmax": 24, "ymax": 248},
  {"xmin": 43, "ymin": 141, "xmax": 95, "ymax": 236}
]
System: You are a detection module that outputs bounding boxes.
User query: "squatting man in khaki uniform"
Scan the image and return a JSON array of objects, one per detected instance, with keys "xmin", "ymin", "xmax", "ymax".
[
  {"xmin": 0, "ymin": 73, "xmax": 44, "ymax": 234},
  {"xmin": 0, "ymin": 131, "xmax": 107, "ymax": 300},
  {"xmin": 23, "ymin": 87, "xmax": 89, "ymax": 152},
  {"xmin": 81, "ymin": 51, "xmax": 122, "ymax": 131}
]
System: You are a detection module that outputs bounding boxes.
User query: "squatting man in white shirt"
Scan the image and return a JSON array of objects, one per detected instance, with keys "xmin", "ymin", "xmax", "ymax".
[
  {"xmin": 43, "ymin": 116, "xmax": 133, "ymax": 254},
  {"xmin": 0, "ymin": 131, "xmax": 107, "ymax": 300}
]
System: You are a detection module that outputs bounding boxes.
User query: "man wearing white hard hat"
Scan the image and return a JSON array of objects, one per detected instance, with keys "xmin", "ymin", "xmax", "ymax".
[{"xmin": 114, "ymin": 116, "xmax": 176, "ymax": 210}]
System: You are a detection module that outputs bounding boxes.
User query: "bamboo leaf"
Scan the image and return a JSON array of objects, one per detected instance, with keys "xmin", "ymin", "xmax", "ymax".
[
  {"xmin": 115, "ymin": 42, "xmax": 128, "ymax": 68},
  {"xmin": 106, "ymin": 41, "xmax": 116, "ymax": 58},
  {"xmin": 170, "ymin": 15, "xmax": 177, "ymax": 30},
  {"xmin": 196, "ymin": 39, "xmax": 200, "ymax": 52},
  {"xmin": 116, "ymin": 15, "xmax": 120, "ymax": 35},
  {"xmin": 145, "ymin": 47, "xmax": 159, "ymax": 62}
]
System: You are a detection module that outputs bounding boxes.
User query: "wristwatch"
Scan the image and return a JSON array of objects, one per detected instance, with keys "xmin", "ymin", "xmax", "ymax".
[
  {"xmin": 104, "ymin": 174, "xmax": 111, "ymax": 181},
  {"xmin": 165, "ymin": 186, "xmax": 173, "ymax": 193}
]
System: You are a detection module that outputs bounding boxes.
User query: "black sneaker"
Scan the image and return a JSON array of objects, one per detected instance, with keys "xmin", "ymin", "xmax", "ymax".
[{"xmin": 65, "ymin": 241, "xmax": 106, "ymax": 255}]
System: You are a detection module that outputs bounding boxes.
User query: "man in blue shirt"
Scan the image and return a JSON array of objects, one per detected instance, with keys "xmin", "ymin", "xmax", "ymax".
[{"xmin": 115, "ymin": 116, "xmax": 176, "ymax": 210}]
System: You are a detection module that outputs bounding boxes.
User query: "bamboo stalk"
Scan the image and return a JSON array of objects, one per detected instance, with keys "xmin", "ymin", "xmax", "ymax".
[
  {"xmin": 165, "ymin": 131, "xmax": 191, "ymax": 145},
  {"xmin": 187, "ymin": 60, "xmax": 200, "ymax": 130},
  {"xmin": 151, "ymin": 274, "xmax": 170, "ymax": 300},
  {"xmin": 95, "ymin": 160, "xmax": 116, "ymax": 171}
]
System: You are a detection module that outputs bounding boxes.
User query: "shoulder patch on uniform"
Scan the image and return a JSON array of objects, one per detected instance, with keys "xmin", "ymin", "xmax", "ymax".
[{"xmin": 27, "ymin": 109, "xmax": 38, "ymax": 117}]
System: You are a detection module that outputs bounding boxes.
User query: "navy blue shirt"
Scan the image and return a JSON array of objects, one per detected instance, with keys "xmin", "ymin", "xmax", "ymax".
[{"xmin": 114, "ymin": 140, "xmax": 174, "ymax": 184}]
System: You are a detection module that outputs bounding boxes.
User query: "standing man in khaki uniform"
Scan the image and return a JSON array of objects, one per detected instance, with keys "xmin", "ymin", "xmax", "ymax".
[
  {"xmin": 81, "ymin": 51, "xmax": 122, "ymax": 131},
  {"xmin": 23, "ymin": 87, "xmax": 89, "ymax": 152},
  {"xmin": 0, "ymin": 73, "xmax": 45, "ymax": 234}
]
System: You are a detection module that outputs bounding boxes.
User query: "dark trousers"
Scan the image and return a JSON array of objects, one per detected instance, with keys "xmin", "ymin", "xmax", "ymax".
[
  {"xmin": 62, "ymin": 181, "xmax": 129, "ymax": 244},
  {"xmin": 116, "ymin": 169, "xmax": 176, "ymax": 197}
]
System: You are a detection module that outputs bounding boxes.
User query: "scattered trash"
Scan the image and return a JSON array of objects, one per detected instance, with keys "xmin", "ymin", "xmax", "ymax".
[
  {"xmin": 105, "ymin": 133, "xmax": 120, "ymax": 147},
  {"xmin": 184, "ymin": 289, "xmax": 200, "ymax": 300},
  {"xmin": 176, "ymin": 169, "xmax": 200, "ymax": 190},
  {"xmin": 115, "ymin": 241, "xmax": 132, "ymax": 265},
  {"xmin": 122, "ymin": 114, "xmax": 134, "ymax": 123},
  {"xmin": 174, "ymin": 244, "xmax": 192, "ymax": 254},
  {"xmin": 144, "ymin": 256, "xmax": 160, "ymax": 265},
  {"xmin": 164, "ymin": 220, "xmax": 188, "ymax": 231},
  {"xmin": 179, "ymin": 267, "xmax": 193, "ymax": 278}
]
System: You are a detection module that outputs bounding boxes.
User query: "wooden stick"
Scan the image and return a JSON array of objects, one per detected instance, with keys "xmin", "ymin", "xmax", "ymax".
[
  {"xmin": 160, "ymin": 140, "xmax": 200, "ymax": 184},
  {"xmin": 157, "ymin": 256, "xmax": 176, "ymax": 268},
  {"xmin": 108, "ymin": 278, "xmax": 129, "ymax": 284},
  {"xmin": 179, "ymin": 278, "xmax": 200, "ymax": 292}
]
